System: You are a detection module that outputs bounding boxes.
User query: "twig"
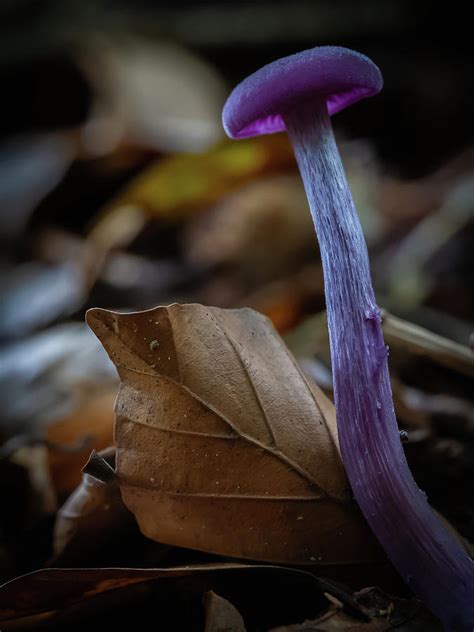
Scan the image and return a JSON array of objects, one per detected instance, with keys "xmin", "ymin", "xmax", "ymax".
[{"xmin": 381, "ymin": 310, "xmax": 474, "ymax": 378}]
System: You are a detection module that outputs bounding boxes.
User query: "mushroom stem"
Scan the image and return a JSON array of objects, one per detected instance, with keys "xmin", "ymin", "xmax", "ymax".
[{"xmin": 283, "ymin": 99, "xmax": 474, "ymax": 631}]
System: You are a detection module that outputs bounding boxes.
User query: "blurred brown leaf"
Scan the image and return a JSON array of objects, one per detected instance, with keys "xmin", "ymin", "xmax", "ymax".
[
  {"xmin": 241, "ymin": 264, "xmax": 325, "ymax": 334},
  {"xmin": 47, "ymin": 388, "xmax": 116, "ymax": 495},
  {"xmin": 0, "ymin": 564, "xmax": 334, "ymax": 631},
  {"xmin": 95, "ymin": 135, "xmax": 295, "ymax": 224},
  {"xmin": 52, "ymin": 448, "xmax": 136, "ymax": 564},
  {"xmin": 376, "ymin": 147, "xmax": 474, "ymax": 226},
  {"xmin": 184, "ymin": 174, "xmax": 313, "ymax": 284},
  {"xmin": 82, "ymin": 136, "xmax": 295, "ymax": 289},
  {"xmin": 86, "ymin": 303, "xmax": 381, "ymax": 566},
  {"xmin": 79, "ymin": 38, "xmax": 227, "ymax": 154},
  {"xmin": 383, "ymin": 179, "xmax": 474, "ymax": 312},
  {"xmin": 0, "ymin": 564, "xmax": 439, "ymax": 632}
]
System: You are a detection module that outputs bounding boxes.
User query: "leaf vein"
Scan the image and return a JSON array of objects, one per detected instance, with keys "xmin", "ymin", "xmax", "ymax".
[
  {"xmin": 116, "ymin": 363, "xmax": 339, "ymax": 501},
  {"xmin": 122, "ymin": 484, "xmax": 323, "ymax": 501},
  {"xmin": 120, "ymin": 417, "xmax": 237, "ymax": 440}
]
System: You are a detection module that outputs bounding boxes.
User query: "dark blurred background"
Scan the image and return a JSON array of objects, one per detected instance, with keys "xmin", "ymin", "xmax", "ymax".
[
  {"xmin": 0, "ymin": 0, "xmax": 473, "ymax": 584},
  {"xmin": 1, "ymin": 0, "xmax": 473, "ymax": 173}
]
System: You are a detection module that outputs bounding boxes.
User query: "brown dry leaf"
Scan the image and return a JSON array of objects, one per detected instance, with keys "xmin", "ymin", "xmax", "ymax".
[
  {"xmin": 0, "ymin": 564, "xmax": 331, "ymax": 631},
  {"xmin": 52, "ymin": 448, "xmax": 137, "ymax": 564},
  {"xmin": 86, "ymin": 303, "xmax": 381, "ymax": 565},
  {"xmin": 184, "ymin": 174, "xmax": 314, "ymax": 284},
  {"xmin": 47, "ymin": 388, "xmax": 116, "ymax": 495},
  {"xmin": 242, "ymin": 263, "xmax": 325, "ymax": 335},
  {"xmin": 0, "ymin": 564, "xmax": 439, "ymax": 632},
  {"xmin": 83, "ymin": 136, "xmax": 295, "ymax": 287},
  {"xmin": 95, "ymin": 135, "xmax": 295, "ymax": 225},
  {"xmin": 204, "ymin": 590, "xmax": 246, "ymax": 632}
]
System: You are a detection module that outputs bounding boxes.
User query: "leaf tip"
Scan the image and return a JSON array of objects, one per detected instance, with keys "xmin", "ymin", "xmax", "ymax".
[
  {"xmin": 86, "ymin": 307, "xmax": 119, "ymax": 340},
  {"xmin": 82, "ymin": 449, "xmax": 116, "ymax": 483}
]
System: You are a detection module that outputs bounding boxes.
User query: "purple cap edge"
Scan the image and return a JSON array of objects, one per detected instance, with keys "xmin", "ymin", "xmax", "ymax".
[{"xmin": 222, "ymin": 46, "xmax": 383, "ymax": 139}]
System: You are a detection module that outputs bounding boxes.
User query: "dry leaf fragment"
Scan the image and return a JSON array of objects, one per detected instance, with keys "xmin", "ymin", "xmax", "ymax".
[
  {"xmin": 204, "ymin": 590, "xmax": 246, "ymax": 632},
  {"xmin": 87, "ymin": 303, "xmax": 381, "ymax": 565},
  {"xmin": 0, "ymin": 565, "xmax": 439, "ymax": 632},
  {"xmin": 0, "ymin": 564, "xmax": 330, "ymax": 630},
  {"xmin": 52, "ymin": 448, "xmax": 137, "ymax": 564}
]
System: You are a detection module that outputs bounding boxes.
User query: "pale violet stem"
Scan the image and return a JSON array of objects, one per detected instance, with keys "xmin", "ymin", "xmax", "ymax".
[{"xmin": 284, "ymin": 100, "xmax": 474, "ymax": 631}]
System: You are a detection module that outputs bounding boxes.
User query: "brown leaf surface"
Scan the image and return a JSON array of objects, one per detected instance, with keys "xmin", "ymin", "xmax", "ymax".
[{"xmin": 86, "ymin": 303, "xmax": 381, "ymax": 565}]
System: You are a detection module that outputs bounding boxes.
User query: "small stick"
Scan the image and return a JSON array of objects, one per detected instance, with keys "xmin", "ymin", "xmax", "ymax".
[{"xmin": 381, "ymin": 310, "xmax": 474, "ymax": 378}]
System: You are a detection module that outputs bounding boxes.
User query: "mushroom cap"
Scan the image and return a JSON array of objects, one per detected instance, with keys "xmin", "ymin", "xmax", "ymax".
[{"xmin": 223, "ymin": 46, "xmax": 382, "ymax": 139}]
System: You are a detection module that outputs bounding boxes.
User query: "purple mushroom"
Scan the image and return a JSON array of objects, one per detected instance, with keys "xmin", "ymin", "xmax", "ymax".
[{"xmin": 223, "ymin": 46, "xmax": 474, "ymax": 630}]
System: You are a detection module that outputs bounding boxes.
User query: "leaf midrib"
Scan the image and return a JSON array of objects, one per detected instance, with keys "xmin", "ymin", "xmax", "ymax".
[{"xmin": 117, "ymin": 363, "xmax": 342, "ymax": 502}]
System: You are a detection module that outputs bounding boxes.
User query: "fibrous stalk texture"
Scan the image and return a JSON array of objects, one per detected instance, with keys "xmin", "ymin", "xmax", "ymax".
[{"xmin": 284, "ymin": 100, "xmax": 474, "ymax": 631}]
